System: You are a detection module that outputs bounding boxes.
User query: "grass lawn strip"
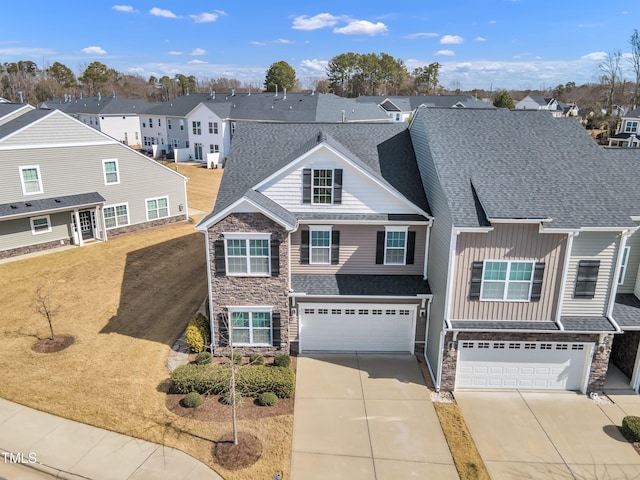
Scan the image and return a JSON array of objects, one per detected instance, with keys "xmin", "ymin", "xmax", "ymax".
[{"xmin": 0, "ymin": 164, "xmax": 293, "ymax": 479}]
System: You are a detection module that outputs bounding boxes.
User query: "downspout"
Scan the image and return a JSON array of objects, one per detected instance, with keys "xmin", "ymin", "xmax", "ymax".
[
  {"xmin": 204, "ymin": 230, "xmax": 215, "ymax": 354},
  {"xmin": 443, "ymin": 228, "xmax": 458, "ymax": 330},
  {"xmin": 423, "ymin": 222, "xmax": 431, "ymax": 280},
  {"xmin": 424, "ymin": 299, "xmax": 432, "ymax": 359},
  {"xmin": 606, "ymin": 230, "xmax": 631, "ymax": 332},
  {"xmin": 555, "ymin": 231, "xmax": 580, "ymax": 330},
  {"xmin": 436, "ymin": 329, "xmax": 445, "ymax": 392}
]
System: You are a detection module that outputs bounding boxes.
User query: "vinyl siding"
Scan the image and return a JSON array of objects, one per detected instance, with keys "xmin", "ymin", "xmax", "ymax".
[
  {"xmin": 260, "ymin": 148, "xmax": 415, "ymax": 214},
  {"xmin": 290, "ymin": 224, "xmax": 426, "ymax": 275},
  {"xmin": 410, "ymin": 112, "xmax": 452, "ymax": 372},
  {"xmin": 561, "ymin": 232, "xmax": 619, "ymax": 317},
  {"xmin": 0, "ymin": 106, "xmax": 34, "ymax": 127},
  {"xmin": 619, "ymin": 226, "xmax": 640, "ymax": 294},
  {"xmin": 452, "ymin": 224, "xmax": 566, "ymax": 321},
  {"xmin": 0, "ymin": 212, "xmax": 71, "ymax": 251}
]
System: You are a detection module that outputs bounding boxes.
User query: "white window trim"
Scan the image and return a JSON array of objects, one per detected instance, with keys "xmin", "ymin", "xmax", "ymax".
[
  {"xmin": 625, "ymin": 121, "xmax": 638, "ymax": 133},
  {"xmin": 619, "ymin": 246, "xmax": 631, "ymax": 285},
  {"xmin": 310, "ymin": 225, "xmax": 332, "ymax": 265},
  {"xmin": 19, "ymin": 165, "xmax": 43, "ymax": 195},
  {"xmin": 102, "ymin": 158, "xmax": 120, "ymax": 185},
  {"xmin": 227, "ymin": 306, "xmax": 273, "ymax": 346},
  {"xmin": 30, "ymin": 215, "xmax": 51, "ymax": 235},
  {"xmin": 224, "ymin": 233, "xmax": 272, "ymax": 277},
  {"xmin": 103, "ymin": 202, "xmax": 130, "ymax": 229},
  {"xmin": 145, "ymin": 196, "xmax": 170, "ymax": 221},
  {"xmin": 384, "ymin": 226, "xmax": 408, "ymax": 265},
  {"xmin": 311, "ymin": 168, "xmax": 334, "ymax": 205},
  {"xmin": 480, "ymin": 260, "xmax": 535, "ymax": 302}
]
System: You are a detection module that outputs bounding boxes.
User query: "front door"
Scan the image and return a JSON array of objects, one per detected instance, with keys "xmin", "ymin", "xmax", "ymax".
[{"xmin": 78, "ymin": 211, "xmax": 93, "ymax": 240}]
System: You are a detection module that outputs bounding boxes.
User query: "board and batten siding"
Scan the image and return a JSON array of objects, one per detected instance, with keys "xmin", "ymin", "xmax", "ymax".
[
  {"xmin": 290, "ymin": 224, "xmax": 426, "ymax": 275},
  {"xmin": 0, "ymin": 212, "xmax": 70, "ymax": 251},
  {"xmin": 619, "ymin": 226, "xmax": 640, "ymax": 294},
  {"xmin": 561, "ymin": 231, "xmax": 619, "ymax": 317},
  {"xmin": 452, "ymin": 224, "xmax": 566, "ymax": 321},
  {"xmin": 260, "ymin": 149, "xmax": 415, "ymax": 215},
  {"xmin": 409, "ymin": 111, "xmax": 453, "ymax": 372},
  {"xmin": 0, "ymin": 143, "xmax": 186, "ymax": 227}
]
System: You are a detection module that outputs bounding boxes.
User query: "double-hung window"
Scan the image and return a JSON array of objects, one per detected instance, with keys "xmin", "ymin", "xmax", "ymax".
[
  {"xmin": 192, "ymin": 121, "xmax": 201, "ymax": 135},
  {"xmin": 625, "ymin": 121, "xmax": 639, "ymax": 133},
  {"xmin": 30, "ymin": 215, "xmax": 51, "ymax": 235},
  {"xmin": 102, "ymin": 159, "xmax": 119, "ymax": 185},
  {"xmin": 103, "ymin": 203, "xmax": 129, "ymax": 229},
  {"xmin": 225, "ymin": 235, "xmax": 270, "ymax": 275},
  {"xmin": 167, "ymin": 119, "xmax": 172, "ymax": 129},
  {"xmin": 146, "ymin": 196, "xmax": 169, "ymax": 220},
  {"xmin": 384, "ymin": 227, "xmax": 408, "ymax": 265},
  {"xmin": 20, "ymin": 166, "xmax": 43, "ymax": 195},
  {"xmin": 229, "ymin": 309, "xmax": 272, "ymax": 345},
  {"xmin": 481, "ymin": 261, "xmax": 534, "ymax": 301},
  {"xmin": 310, "ymin": 227, "xmax": 331, "ymax": 264},
  {"xmin": 208, "ymin": 122, "xmax": 213, "ymax": 134},
  {"xmin": 312, "ymin": 169, "xmax": 333, "ymax": 204}
]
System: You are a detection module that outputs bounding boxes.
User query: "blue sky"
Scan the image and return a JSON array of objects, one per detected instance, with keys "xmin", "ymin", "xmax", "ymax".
[{"xmin": 1, "ymin": 1, "xmax": 638, "ymax": 90}]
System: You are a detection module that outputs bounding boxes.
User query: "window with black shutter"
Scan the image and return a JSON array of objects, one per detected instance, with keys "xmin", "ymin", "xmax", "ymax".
[
  {"xmin": 214, "ymin": 239, "xmax": 226, "ymax": 275},
  {"xmin": 300, "ymin": 230, "xmax": 310, "ymax": 264},
  {"xmin": 470, "ymin": 261, "xmax": 483, "ymax": 299},
  {"xmin": 270, "ymin": 239, "xmax": 280, "ymax": 276},
  {"xmin": 301, "ymin": 168, "xmax": 343, "ymax": 205},
  {"xmin": 530, "ymin": 262, "xmax": 545, "ymax": 301},
  {"xmin": 574, "ymin": 260, "xmax": 600, "ymax": 298},
  {"xmin": 331, "ymin": 230, "xmax": 340, "ymax": 265}
]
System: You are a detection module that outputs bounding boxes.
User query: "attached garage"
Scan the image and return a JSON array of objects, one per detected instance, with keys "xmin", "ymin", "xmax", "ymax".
[
  {"xmin": 455, "ymin": 340, "xmax": 594, "ymax": 392},
  {"xmin": 298, "ymin": 303, "xmax": 416, "ymax": 353}
]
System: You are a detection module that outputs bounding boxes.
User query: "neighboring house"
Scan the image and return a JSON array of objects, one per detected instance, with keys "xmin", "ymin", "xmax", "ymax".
[
  {"xmin": 0, "ymin": 105, "xmax": 188, "ymax": 259},
  {"xmin": 45, "ymin": 95, "xmax": 153, "ymax": 149},
  {"xmin": 196, "ymin": 122, "xmax": 432, "ymax": 356},
  {"xmin": 409, "ymin": 107, "xmax": 635, "ymax": 394},
  {"xmin": 356, "ymin": 95, "xmax": 493, "ymax": 122},
  {"xmin": 515, "ymin": 95, "xmax": 577, "ymax": 118},
  {"xmin": 609, "ymin": 108, "xmax": 640, "ymax": 147}
]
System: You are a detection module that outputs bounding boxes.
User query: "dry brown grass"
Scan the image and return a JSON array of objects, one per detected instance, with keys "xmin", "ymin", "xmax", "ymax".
[
  {"xmin": 0, "ymin": 163, "xmax": 293, "ymax": 479},
  {"xmin": 158, "ymin": 161, "xmax": 223, "ymax": 213}
]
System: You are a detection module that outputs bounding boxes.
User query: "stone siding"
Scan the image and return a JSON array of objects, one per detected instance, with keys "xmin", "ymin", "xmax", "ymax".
[
  {"xmin": 440, "ymin": 331, "xmax": 612, "ymax": 393},
  {"xmin": 611, "ymin": 332, "xmax": 640, "ymax": 379},
  {"xmin": 0, "ymin": 238, "xmax": 72, "ymax": 260},
  {"xmin": 208, "ymin": 213, "xmax": 290, "ymax": 356},
  {"xmin": 108, "ymin": 214, "xmax": 187, "ymax": 238}
]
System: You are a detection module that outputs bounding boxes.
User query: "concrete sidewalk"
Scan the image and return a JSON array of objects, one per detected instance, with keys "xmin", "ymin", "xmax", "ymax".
[{"xmin": 0, "ymin": 398, "xmax": 222, "ymax": 480}]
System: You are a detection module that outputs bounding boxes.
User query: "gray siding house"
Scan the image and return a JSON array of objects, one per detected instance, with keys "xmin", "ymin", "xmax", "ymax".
[
  {"xmin": 0, "ymin": 106, "xmax": 188, "ymax": 259},
  {"xmin": 196, "ymin": 122, "xmax": 432, "ymax": 356}
]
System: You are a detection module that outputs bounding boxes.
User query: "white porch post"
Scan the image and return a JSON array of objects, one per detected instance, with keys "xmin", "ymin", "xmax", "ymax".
[
  {"xmin": 100, "ymin": 206, "xmax": 108, "ymax": 242},
  {"xmin": 74, "ymin": 209, "xmax": 84, "ymax": 247}
]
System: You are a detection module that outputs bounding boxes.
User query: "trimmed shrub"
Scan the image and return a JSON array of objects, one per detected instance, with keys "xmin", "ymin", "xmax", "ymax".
[
  {"xmin": 184, "ymin": 313, "xmax": 210, "ymax": 353},
  {"xmin": 229, "ymin": 352, "xmax": 243, "ymax": 365},
  {"xmin": 195, "ymin": 351, "xmax": 212, "ymax": 365},
  {"xmin": 181, "ymin": 391, "xmax": 203, "ymax": 408},
  {"xmin": 221, "ymin": 391, "xmax": 242, "ymax": 405},
  {"xmin": 170, "ymin": 364, "xmax": 229, "ymax": 395},
  {"xmin": 273, "ymin": 354, "xmax": 291, "ymax": 368},
  {"xmin": 249, "ymin": 354, "xmax": 264, "ymax": 366},
  {"xmin": 237, "ymin": 365, "xmax": 295, "ymax": 398},
  {"xmin": 623, "ymin": 416, "xmax": 640, "ymax": 442},
  {"xmin": 257, "ymin": 392, "xmax": 278, "ymax": 406}
]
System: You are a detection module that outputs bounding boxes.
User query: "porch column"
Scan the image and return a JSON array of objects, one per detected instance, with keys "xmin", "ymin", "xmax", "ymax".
[
  {"xmin": 99, "ymin": 206, "xmax": 108, "ymax": 242},
  {"xmin": 74, "ymin": 209, "xmax": 84, "ymax": 247}
]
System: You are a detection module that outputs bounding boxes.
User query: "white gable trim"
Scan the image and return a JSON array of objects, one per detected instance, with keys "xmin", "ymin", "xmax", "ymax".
[
  {"xmin": 254, "ymin": 142, "xmax": 431, "ymax": 219},
  {"xmin": 196, "ymin": 196, "xmax": 296, "ymax": 232}
]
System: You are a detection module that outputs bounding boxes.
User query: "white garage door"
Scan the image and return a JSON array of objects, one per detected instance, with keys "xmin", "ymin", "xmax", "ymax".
[
  {"xmin": 299, "ymin": 303, "xmax": 415, "ymax": 353},
  {"xmin": 456, "ymin": 341, "xmax": 593, "ymax": 391}
]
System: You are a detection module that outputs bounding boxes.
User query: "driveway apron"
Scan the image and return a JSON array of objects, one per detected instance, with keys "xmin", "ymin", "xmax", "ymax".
[{"xmin": 291, "ymin": 353, "xmax": 458, "ymax": 480}]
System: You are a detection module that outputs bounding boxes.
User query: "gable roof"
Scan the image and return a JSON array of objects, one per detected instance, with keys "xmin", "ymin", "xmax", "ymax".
[
  {"xmin": 0, "ymin": 108, "xmax": 53, "ymax": 140},
  {"xmin": 44, "ymin": 96, "xmax": 153, "ymax": 115},
  {"xmin": 198, "ymin": 121, "xmax": 430, "ymax": 228},
  {"xmin": 356, "ymin": 95, "xmax": 492, "ymax": 110},
  {"xmin": 411, "ymin": 107, "xmax": 635, "ymax": 229}
]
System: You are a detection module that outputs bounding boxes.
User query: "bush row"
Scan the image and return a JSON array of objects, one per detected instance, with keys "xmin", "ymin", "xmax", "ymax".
[{"xmin": 171, "ymin": 364, "xmax": 295, "ymax": 398}]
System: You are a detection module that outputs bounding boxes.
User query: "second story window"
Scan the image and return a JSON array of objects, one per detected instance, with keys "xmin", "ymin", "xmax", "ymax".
[
  {"xmin": 193, "ymin": 121, "xmax": 201, "ymax": 135},
  {"xmin": 226, "ymin": 237, "xmax": 270, "ymax": 275},
  {"xmin": 167, "ymin": 119, "xmax": 172, "ymax": 129},
  {"xmin": 481, "ymin": 261, "xmax": 534, "ymax": 301},
  {"xmin": 208, "ymin": 122, "xmax": 213, "ymax": 134},
  {"xmin": 20, "ymin": 165, "xmax": 43, "ymax": 195},
  {"xmin": 214, "ymin": 122, "xmax": 219, "ymax": 134},
  {"xmin": 302, "ymin": 168, "xmax": 343, "ymax": 205},
  {"xmin": 625, "ymin": 121, "xmax": 639, "ymax": 133},
  {"xmin": 384, "ymin": 229, "xmax": 407, "ymax": 265},
  {"xmin": 312, "ymin": 169, "xmax": 333, "ymax": 204},
  {"xmin": 149, "ymin": 118, "xmax": 153, "ymax": 128},
  {"xmin": 102, "ymin": 159, "xmax": 119, "ymax": 185}
]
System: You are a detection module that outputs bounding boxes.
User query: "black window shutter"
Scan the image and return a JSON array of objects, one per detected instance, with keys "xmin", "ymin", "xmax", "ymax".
[
  {"xmin": 214, "ymin": 239, "xmax": 226, "ymax": 276},
  {"xmin": 270, "ymin": 239, "xmax": 280, "ymax": 276},
  {"xmin": 375, "ymin": 231, "xmax": 385, "ymax": 264},
  {"xmin": 271, "ymin": 312, "xmax": 281, "ymax": 347},
  {"xmin": 300, "ymin": 230, "xmax": 310, "ymax": 264},
  {"xmin": 530, "ymin": 262, "xmax": 545, "ymax": 301},
  {"xmin": 331, "ymin": 230, "xmax": 340, "ymax": 265},
  {"xmin": 302, "ymin": 168, "xmax": 311, "ymax": 204},
  {"xmin": 575, "ymin": 260, "xmax": 600, "ymax": 298},
  {"xmin": 406, "ymin": 231, "xmax": 416, "ymax": 265},
  {"xmin": 333, "ymin": 169, "xmax": 343, "ymax": 204},
  {"xmin": 470, "ymin": 261, "xmax": 483, "ymax": 299}
]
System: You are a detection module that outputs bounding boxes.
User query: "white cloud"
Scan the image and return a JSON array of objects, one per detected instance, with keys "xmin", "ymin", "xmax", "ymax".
[
  {"xmin": 82, "ymin": 46, "xmax": 107, "ymax": 55},
  {"xmin": 299, "ymin": 58, "xmax": 328, "ymax": 74},
  {"xmin": 435, "ymin": 50, "xmax": 455, "ymax": 56},
  {"xmin": 112, "ymin": 5, "xmax": 134, "ymax": 12},
  {"xmin": 292, "ymin": 13, "xmax": 340, "ymax": 30},
  {"xmin": 251, "ymin": 41, "xmax": 267, "ymax": 46},
  {"xmin": 275, "ymin": 38, "xmax": 294, "ymax": 44},
  {"xmin": 168, "ymin": 51, "xmax": 183, "ymax": 55},
  {"xmin": 189, "ymin": 11, "xmax": 226, "ymax": 23},
  {"xmin": 440, "ymin": 35, "xmax": 463, "ymax": 45},
  {"xmin": 404, "ymin": 32, "xmax": 439, "ymax": 39},
  {"xmin": 188, "ymin": 59, "xmax": 207, "ymax": 64},
  {"xmin": 150, "ymin": 7, "xmax": 178, "ymax": 18},
  {"xmin": 581, "ymin": 51, "xmax": 607, "ymax": 61},
  {"xmin": 334, "ymin": 20, "xmax": 387, "ymax": 36},
  {"xmin": 489, "ymin": 20, "xmax": 497, "ymax": 24},
  {"xmin": 190, "ymin": 48, "xmax": 206, "ymax": 56},
  {"xmin": 474, "ymin": 36, "xmax": 487, "ymax": 42}
]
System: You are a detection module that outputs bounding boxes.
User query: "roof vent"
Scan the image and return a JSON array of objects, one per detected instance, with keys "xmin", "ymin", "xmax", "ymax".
[
  {"xmin": 24, "ymin": 202, "xmax": 32, "ymax": 207},
  {"xmin": 54, "ymin": 199, "xmax": 61, "ymax": 203},
  {"xmin": 10, "ymin": 204, "xmax": 17, "ymax": 209},
  {"xmin": 289, "ymin": 105, "xmax": 292, "ymax": 109},
  {"xmin": 317, "ymin": 130, "xmax": 327, "ymax": 143}
]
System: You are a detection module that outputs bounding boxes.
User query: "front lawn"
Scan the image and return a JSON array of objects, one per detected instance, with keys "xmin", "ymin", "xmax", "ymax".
[{"xmin": 0, "ymin": 164, "xmax": 293, "ymax": 479}]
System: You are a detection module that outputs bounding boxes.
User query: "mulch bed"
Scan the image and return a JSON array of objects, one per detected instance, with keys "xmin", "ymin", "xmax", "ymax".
[
  {"xmin": 166, "ymin": 393, "xmax": 294, "ymax": 422},
  {"xmin": 212, "ymin": 431, "xmax": 263, "ymax": 470},
  {"xmin": 31, "ymin": 335, "xmax": 75, "ymax": 353}
]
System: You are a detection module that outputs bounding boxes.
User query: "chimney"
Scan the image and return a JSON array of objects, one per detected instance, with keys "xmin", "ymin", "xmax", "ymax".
[
  {"xmin": 18, "ymin": 91, "xmax": 23, "ymax": 103},
  {"xmin": 341, "ymin": 110, "xmax": 346, "ymax": 123}
]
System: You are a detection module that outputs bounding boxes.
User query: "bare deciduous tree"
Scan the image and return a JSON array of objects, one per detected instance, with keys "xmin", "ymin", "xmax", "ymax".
[
  {"xmin": 34, "ymin": 286, "xmax": 59, "ymax": 340},
  {"xmin": 599, "ymin": 51, "xmax": 623, "ymax": 115},
  {"xmin": 630, "ymin": 30, "xmax": 640, "ymax": 109}
]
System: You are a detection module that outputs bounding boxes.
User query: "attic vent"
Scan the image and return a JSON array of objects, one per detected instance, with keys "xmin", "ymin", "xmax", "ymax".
[
  {"xmin": 10, "ymin": 204, "xmax": 17, "ymax": 209},
  {"xmin": 289, "ymin": 106, "xmax": 292, "ymax": 110},
  {"xmin": 317, "ymin": 130, "xmax": 327, "ymax": 143}
]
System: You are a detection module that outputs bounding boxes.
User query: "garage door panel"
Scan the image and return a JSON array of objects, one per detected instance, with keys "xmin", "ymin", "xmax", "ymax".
[{"xmin": 456, "ymin": 341, "xmax": 592, "ymax": 391}]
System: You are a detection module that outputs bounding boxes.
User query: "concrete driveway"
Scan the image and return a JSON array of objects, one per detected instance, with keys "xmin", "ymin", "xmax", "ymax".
[
  {"xmin": 291, "ymin": 353, "xmax": 458, "ymax": 480},
  {"xmin": 456, "ymin": 390, "xmax": 640, "ymax": 479}
]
